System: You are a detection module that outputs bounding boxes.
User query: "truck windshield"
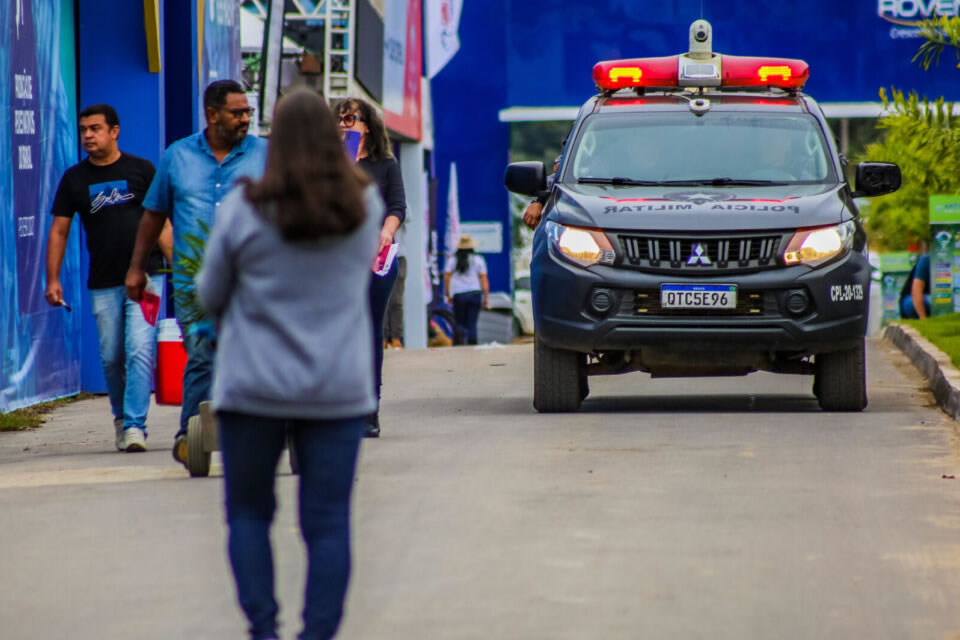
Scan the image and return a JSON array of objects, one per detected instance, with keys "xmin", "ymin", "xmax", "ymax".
[{"xmin": 568, "ymin": 111, "xmax": 837, "ymax": 185}]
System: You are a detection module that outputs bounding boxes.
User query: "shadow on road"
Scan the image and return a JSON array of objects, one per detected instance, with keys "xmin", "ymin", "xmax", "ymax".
[
  {"xmin": 579, "ymin": 393, "xmax": 821, "ymax": 414},
  {"xmin": 391, "ymin": 392, "xmax": 826, "ymax": 417}
]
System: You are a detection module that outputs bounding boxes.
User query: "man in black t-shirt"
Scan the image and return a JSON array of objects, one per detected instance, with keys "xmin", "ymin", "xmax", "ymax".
[{"xmin": 45, "ymin": 103, "xmax": 172, "ymax": 453}]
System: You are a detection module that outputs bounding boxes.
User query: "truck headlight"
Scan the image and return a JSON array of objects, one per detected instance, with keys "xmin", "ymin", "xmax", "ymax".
[
  {"xmin": 545, "ymin": 221, "xmax": 616, "ymax": 267},
  {"xmin": 783, "ymin": 221, "xmax": 855, "ymax": 268}
]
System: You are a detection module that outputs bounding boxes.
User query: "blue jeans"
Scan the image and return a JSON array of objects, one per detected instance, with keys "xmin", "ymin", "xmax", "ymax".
[
  {"xmin": 453, "ymin": 291, "xmax": 483, "ymax": 345},
  {"xmin": 89, "ymin": 275, "xmax": 163, "ymax": 432},
  {"xmin": 368, "ymin": 260, "xmax": 398, "ymax": 405},
  {"xmin": 900, "ymin": 293, "xmax": 931, "ymax": 319},
  {"xmin": 218, "ymin": 411, "xmax": 365, "ymax": 640},
  {"xmin": 174, "ymin": 306, "xmax": 215, "ymax": 436}
]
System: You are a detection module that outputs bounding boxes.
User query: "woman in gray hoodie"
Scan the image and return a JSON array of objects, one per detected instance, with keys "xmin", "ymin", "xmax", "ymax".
[{"xmin": 196, "ymin": 88, "xmax": 383, "ymax": 640}]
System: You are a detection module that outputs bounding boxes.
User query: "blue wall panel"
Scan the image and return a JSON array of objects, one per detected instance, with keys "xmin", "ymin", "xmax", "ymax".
[
  {"xmin": 77, "ymin": 0, "xmax": 166, "ymax": 392},
  {"xmin": 432, "ymin": 0, "xmax": 511, "ymax": 292},
  {"xmin": 165, "ymin": 0, "xmax": 199, "ymax": 144}
]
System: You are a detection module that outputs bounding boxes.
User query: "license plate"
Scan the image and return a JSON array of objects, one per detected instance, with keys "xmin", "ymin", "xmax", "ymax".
[{"xmin": 661, "ymin": 284, "xmax": 737, "ymax": 309}]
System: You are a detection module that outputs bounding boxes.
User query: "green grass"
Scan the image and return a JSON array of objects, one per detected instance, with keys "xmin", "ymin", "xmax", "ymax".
[
  {"xmin": 902, "ymin": 313, "xmax": 960, "ymax": 369},
  {"xmin": 0, "ymin": 394, "xmax": 95, "ymax": 431}
]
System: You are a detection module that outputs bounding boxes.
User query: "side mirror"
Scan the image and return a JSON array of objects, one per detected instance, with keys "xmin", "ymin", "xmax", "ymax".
[
  {"xmin": 852, "ymin": 162, "xmax": 901, "ymax": 198},
  {"xmin": 505, "ymin": 162, "xmax": 547, "ymax": 197}
]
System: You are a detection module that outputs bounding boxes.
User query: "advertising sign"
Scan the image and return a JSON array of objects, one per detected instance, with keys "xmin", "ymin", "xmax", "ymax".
[
  {"xmin": 459, "ymin": 222, "xmax": 504, "ymax": 254},
  {"xmin": 502, "ymin": 1, "xmax": 960, "ymax": 108},
  {"xmin": 877, "ymin": 252, "xmax": 914, "ymax": 324},
  {"xmin": 383, "ymin": 0, "xmax": 423, "ymax": 140},
  {"xmin": 929, "ymin": 195, "xmax": 960, "ymax": 316},
  {"xmin": 1, "ymin": 0, "xmax": 81, "ymax": 410}
]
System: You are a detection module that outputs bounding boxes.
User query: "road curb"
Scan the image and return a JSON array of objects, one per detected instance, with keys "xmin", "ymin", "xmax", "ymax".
[{"xmin": 884, "ymin": 324, "xmax": 960, "ymax": 421}]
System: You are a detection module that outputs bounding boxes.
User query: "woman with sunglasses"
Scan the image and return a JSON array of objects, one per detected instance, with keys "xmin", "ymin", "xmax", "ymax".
[
  {"xmin": 196, "ymin": 88, "xmax": 383, "ymax": 640},
  {"xmin": 337, "ymin": 97, "xmax": 406, "ymax": 438}
]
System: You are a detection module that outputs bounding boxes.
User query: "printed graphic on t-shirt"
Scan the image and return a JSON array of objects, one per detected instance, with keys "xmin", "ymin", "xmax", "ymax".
[{"xmin": 89, "ymin": 180, "xmax": 135, "ymax": 213}]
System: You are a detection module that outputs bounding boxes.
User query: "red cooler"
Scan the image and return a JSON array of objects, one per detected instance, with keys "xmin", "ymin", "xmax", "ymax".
[{"xmin": 156, "ymin": 319, "xmax": 187, "ymax": 405}]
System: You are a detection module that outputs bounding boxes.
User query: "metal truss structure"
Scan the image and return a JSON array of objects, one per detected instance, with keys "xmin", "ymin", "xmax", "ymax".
[{"xmin": 241, "ymin": 0, "xmax": 355, "ymax": 100}]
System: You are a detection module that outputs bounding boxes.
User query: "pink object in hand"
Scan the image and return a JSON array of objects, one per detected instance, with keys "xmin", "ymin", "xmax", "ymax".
[
  {"xmin": 372, "ymin": 243, "xmax": 399, "ymax": 276},
  {"xmin": 140, "ymin": 290, "xmax": 161, "ymax": 326}
]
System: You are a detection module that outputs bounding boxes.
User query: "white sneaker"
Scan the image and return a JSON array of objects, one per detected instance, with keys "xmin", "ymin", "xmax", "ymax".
[
  {"xmin": 114, "ymin": 418, "xmax": 125, "ymax": 451},
  {"xmin": 122, "ymin": 428, "xmax": 147, "ymax": 453}
]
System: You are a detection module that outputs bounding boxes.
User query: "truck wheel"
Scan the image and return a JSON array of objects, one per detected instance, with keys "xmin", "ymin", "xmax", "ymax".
[
  {"xmin": 533, "ymin": 336, "xmax": 584, "ymax": 412},
  {"xmin": 815, "ymin": 339, "xmax": 867, "ymax": 412},
  {"xmin": 186, "ymin": 415, "xmax": 211, "ymax": 477}
]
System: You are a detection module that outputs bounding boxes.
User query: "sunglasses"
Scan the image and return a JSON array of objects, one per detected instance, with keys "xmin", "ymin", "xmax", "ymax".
[
  {"xmin": 338, "ymin": 113, "xmax": 364, "ymax": 127},
  {"xmin": 224, "ymin": 107, "xmax": 255, "ymax": 118}
]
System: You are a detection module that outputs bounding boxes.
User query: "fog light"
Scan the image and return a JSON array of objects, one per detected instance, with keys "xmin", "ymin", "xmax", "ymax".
[
  {"xmin": 785, "ymin": 289, "xmax": 810, "ymax": 315},
  {"xmin": 590, "ymin": 288, "xmax": 614, "ymax": 314}
]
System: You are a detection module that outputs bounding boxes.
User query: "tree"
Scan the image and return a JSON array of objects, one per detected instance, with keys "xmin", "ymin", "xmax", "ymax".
[
  {"xmin": 915, "ymin": 16, "xmax": 960, "ymax": 70},
  {"xmin": 858, "ymin": 17, "xmax": 960, "ymax": 251},
  {"xmin": 861, "ymin": 90, "xmax": 960, "ymax": 250}
]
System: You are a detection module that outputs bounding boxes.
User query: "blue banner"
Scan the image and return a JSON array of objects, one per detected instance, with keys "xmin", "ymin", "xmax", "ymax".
[
  {"xmin": 12, "ymin": 0, "xmax": 44, "ymax": 315},
  {"xmin": 1, "ymin": 0, "xmax": 80, "ymax": 411},
  {"xmin": 198, "ymin": 0, "xmax": 241, "ymax": 126}
]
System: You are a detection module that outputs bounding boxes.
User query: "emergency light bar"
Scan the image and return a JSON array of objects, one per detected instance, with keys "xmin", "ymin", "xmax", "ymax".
[
  {"xmin": 722, "ymin": 55, "xmax": 809, "ymax": 89},
  {"xmin": 593, "ymin": 54, "xmax": 809, "ymax": 91},
  {"xmin": 592, "ymin": 56, "xmax": 681, "ymax": 91}
]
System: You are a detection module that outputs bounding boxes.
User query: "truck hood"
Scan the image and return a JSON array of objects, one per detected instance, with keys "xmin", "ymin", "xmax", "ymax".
[{"xmin": 551, "ymin": 183, "xmax": 850, "ymax": 232}]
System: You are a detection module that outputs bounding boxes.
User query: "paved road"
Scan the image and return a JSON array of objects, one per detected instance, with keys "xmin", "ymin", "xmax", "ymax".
[{"xmin": 1, "ymin": 339, "xmax": 959, "ymax": 640}]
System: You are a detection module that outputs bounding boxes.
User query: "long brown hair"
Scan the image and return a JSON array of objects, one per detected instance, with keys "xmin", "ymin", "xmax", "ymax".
[
  {"xmin": 242, "ymin": 88, "xmax": 369, "ymax": 241},
  {"xmin": 336, "ymin": 97, "xmax": 394, "ymax": 162}
]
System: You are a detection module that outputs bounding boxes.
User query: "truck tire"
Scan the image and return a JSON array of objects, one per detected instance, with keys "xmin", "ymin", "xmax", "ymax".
[
  {"xmin": 533, "ymin": 336, "xmax": 584, "ymax": 412},
  {"xmin": 186, "ymin": 415, "xmax": 211, "ymax": 477},
  {"xmin": 815, "ymin": 339, "xmax": 867, "ymax": 412}
]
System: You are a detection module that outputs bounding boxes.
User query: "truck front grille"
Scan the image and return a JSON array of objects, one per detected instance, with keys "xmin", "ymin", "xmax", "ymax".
[{"xmin": 617, "ymin": 232, "xmax": 785, "ymax": 274}]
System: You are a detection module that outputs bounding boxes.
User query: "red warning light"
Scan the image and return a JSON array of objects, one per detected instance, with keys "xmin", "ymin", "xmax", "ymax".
[
  {"xmin": 592, "ymin": 54, "xmax": 809, "ymax": 91},
  {"xmin": 721, "ymin": 55, "xmax": 809, "ymax": 89},
  {"xmin": 593, "ymin": 56, "xmax": 680, "ymax": 90}
]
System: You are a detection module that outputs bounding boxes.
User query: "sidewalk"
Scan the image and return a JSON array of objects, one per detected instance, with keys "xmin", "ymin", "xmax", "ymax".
[{"xmin": 884, "ymin": 324, "xmax": 960, "ymax": 421}]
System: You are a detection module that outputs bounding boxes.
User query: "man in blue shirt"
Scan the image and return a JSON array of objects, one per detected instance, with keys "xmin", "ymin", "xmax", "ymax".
[
  {"xmin": 900, "ymin": 253, "xmax": 931, "ymax": 319},
  {"xmin": 125, "ymin": 80, "xmax": 268, "ymax": 468}
]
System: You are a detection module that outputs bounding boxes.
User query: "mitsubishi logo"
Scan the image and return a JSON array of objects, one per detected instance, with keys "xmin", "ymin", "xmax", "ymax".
[{"xmin": 687, "ymin": 243, "xmax": 711, "ymax": 265}]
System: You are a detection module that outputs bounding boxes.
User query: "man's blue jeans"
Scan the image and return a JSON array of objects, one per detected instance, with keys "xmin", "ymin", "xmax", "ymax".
[
  {"xmin": 218, "ymin": 411, "xmax": 365, "ymax": 640},
  {"xmin": 88, "ymin": 275, "xmax": 163, "ymax": 432},
  {"xmin": 174, "ymin": 307, "xmax": 215, "ymax": 436},
  {"xmin": 900, "ymin": 293, "xmax": 931, "ymax": 319}
]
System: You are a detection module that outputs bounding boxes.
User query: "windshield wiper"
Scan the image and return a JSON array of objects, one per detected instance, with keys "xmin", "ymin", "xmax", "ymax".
[
  {"xmin": 578, "ymin": 177, "xmax": 696, "ymax": 186},
  {"xmin": 684, "ymin": 178, "xmax": 788, "ymax": 186},
  {"xmin": 578, "ymin": 177, "xmax": 789, "ymax": 187}
]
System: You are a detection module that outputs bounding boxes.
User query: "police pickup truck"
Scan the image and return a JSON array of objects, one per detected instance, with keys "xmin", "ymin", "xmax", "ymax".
[{"xmin": 505, "ymin": 20, "xmax": 901, "ymax": 413}]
